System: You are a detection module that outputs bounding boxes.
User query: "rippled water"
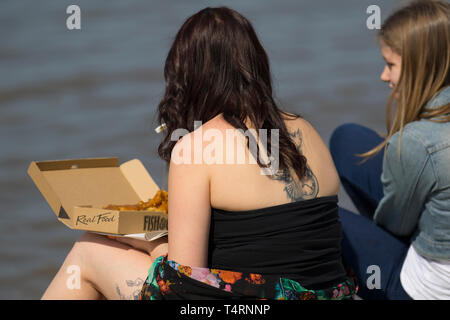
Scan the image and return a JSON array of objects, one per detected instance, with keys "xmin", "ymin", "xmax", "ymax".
[{"xmin": 0, "ymin": 0, "xmax": 395, "ymax": 299}]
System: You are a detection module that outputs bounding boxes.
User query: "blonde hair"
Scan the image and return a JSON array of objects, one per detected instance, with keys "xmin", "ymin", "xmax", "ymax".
[{"xmin": 361, "ymin": 0, "xmax": 450, "ymax": 159}]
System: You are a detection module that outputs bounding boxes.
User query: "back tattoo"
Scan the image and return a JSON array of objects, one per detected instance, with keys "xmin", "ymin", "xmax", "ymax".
[{"xmin": 268, "ymin": 129, "xmax": 319, "ymax": 201}]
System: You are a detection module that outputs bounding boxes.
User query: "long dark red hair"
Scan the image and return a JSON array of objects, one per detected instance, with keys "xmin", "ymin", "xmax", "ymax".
[{"xmin": 157, "ymin": 6, "xmax": 307, "ymax": 181}]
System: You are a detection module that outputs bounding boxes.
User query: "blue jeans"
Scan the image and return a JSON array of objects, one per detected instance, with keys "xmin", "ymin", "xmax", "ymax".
[{"xmin": 330, "ymin": 123, "xmax": 411, "ymax": 300}]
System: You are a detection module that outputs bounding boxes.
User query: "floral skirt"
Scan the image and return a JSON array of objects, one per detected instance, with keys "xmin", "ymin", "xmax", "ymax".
[{"xmin": 138, "ymin": 255, "xmax": 358, "ymax": 300}]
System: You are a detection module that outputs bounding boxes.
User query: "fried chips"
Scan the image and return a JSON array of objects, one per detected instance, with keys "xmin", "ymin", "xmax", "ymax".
[{"xmin": 103, "ymin": 190, "xmax": 168, "ymax": 214}]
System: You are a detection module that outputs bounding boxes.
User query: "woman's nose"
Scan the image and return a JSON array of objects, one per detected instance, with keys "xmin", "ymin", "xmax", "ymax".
[{"xmin": 380, "ymin": 65, "xmax": 390, "ymax": 82}]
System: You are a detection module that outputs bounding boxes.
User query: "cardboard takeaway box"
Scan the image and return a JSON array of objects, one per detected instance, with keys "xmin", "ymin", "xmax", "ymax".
[{"xmin": 27, "ymin": 157, "xmax": 168, "ymax": 239}]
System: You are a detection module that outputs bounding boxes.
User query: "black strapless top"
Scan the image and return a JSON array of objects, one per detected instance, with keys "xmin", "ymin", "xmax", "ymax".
[{"xmin": 208, "ymin": 195, "xmax": 348, "ymax": 290}]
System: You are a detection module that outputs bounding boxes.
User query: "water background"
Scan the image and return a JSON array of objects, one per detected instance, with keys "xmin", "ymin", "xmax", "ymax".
[{"xmin": 1, "ymin": 0, "xmax": 396, "ymax": 299}]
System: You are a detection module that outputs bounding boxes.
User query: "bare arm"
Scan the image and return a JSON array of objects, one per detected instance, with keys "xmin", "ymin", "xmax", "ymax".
[{"xmin": 167, "ymin": 134, "xmax": 211, "ymax": 267}]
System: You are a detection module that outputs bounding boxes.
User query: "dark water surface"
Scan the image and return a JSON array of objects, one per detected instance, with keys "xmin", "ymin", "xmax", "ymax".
[{"xmin": 0, "ymin": 0, "xmax": 396, "ymax": 299}]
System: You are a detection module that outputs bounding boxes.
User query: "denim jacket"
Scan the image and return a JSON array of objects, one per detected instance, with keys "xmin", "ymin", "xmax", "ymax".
[{"xmin": 374, "ymin": 86, "xmax": 450, "ymax": 261}]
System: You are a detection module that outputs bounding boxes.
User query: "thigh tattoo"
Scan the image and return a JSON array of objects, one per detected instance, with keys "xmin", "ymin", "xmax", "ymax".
[{"xmin": 115, "ymin": 277, "xmax": 145, "ymax": 300}]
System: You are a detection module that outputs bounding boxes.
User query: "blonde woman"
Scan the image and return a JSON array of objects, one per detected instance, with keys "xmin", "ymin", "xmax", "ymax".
[{"xmin": 330, "ymin": 0, "xmax": 449, "ymax": 300}]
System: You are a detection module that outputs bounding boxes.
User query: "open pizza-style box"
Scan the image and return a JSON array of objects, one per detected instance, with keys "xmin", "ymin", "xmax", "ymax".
[{"xmin": 27, "ymin": 157, "xmax": 168, "ymax": 240}]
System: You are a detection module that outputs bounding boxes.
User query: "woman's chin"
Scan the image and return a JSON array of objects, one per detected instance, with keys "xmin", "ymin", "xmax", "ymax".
[{"xmin": 389, "ymin": 87, "xmax": 399, "ymax": 99}]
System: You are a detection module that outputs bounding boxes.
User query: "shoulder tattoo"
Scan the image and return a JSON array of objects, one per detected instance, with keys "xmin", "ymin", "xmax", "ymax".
[{"xmin": 269, "ymin": 129, "xmax": 319, "ymax": 201}]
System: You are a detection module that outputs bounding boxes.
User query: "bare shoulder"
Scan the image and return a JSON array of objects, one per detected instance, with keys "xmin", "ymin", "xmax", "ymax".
[
  {"xmin": 169, "ymin": 114, "xmax": 230, "ymax": 174},
  {"xmin": 202, "ymin": 113, "xmax": 231, "ymax": 130},
  {"xmin": 281, "ymin": 112, "xmax": 340, "ymax": 196},
  {"xmin": 280, "ymin": 111, "xmax": 310, "ymax": 130},
  {"xmin": 172, "ymin": 114, "xmax": 227, "ymax": 145},
  {"xmin": 283, "ymin": 115, "xmax": 326, "ymax": 147}
]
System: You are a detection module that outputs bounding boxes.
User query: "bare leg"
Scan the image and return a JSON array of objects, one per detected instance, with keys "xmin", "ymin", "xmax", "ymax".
[{"xmin": 42, "ymin": 232, "xmax": 159, "ymax": 300}]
